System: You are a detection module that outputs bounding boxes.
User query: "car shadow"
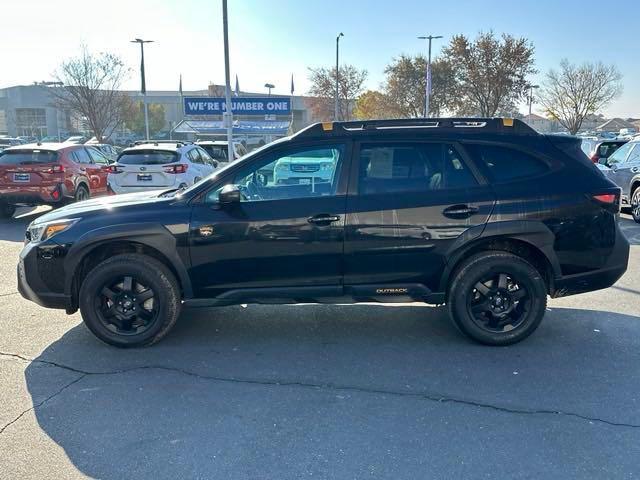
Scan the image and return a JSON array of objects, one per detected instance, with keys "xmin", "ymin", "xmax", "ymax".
[
  {"xmin": 619, "ymin": 214, "xmax": 640, "ymax": 245},
  {"xmin": 21, "ymin": 304, "xmax": 640, "ymax": 478},
  {"xmin": 0, "ymin": 206, "xmax": 51, "ymax": 242}
]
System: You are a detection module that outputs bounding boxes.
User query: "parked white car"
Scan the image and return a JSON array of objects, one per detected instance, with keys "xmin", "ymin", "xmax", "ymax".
[
  {"xmin": 107, "ymin": 141, "xmax": 220, "ymax": 194},
  {"xmin": 196, "ymin": 140, "xmax": 247, "ymax": 163}
]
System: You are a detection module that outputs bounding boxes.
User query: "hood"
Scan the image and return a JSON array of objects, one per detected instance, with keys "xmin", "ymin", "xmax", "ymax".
[{"xmin": 31, "ymin": 190, "xmax": 174, "ymax": 225}]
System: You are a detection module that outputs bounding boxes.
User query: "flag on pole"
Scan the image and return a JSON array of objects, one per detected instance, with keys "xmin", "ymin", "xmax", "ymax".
[
  {"xmin": 290, "ymin": 74, "xmax": 295, "ymax": 95},
  {"xmin": 179, "ymin": 74, "xmax": 183, "ymax": 96},
  {"xmin": 234, "ymin": 75, "xmax": 240, "ymax": 97}
]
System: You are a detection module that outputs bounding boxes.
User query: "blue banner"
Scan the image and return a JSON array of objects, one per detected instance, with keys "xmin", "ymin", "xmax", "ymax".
[{"xmin": 184, "ymin": 97, "xmax": 291, "ymax": 116}]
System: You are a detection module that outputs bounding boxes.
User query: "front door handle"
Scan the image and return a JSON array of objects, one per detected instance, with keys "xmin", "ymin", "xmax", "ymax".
[
  {"xmin": 443, "ymin": 204, "xmax": 480, "ymax": 219},
  {"xmin": 308, "ymin": 214, "xmax": 341, "ymax": 225}
]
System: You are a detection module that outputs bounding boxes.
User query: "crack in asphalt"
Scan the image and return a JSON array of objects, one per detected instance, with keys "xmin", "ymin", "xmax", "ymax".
[
  {"xmin": 0, "ymin": 373, "xmax": 86, "ymax": 435},
  {"xmin": 1, "ymin": 350, "xmax": 639, "ymax": 432}
]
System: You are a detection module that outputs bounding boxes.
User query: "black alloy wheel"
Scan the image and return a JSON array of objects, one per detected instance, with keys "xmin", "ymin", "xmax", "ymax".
[
  {"xmin": 467, "ymin": 273, "xmax": 531, "ymax": 333},
  {"xmin": 96, "ymin": 275, "xmax": 158, "ymax": 335}
]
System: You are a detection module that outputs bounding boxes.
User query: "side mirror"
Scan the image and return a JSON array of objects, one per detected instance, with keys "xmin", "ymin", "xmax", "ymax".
[{"xmin": 218, "ymin": 184, "xmax": 241, "ymax": 205}]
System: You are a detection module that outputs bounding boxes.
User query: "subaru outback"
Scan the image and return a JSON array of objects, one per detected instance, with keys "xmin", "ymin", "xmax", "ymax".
[{"xmin": 17, "ymin": 118, "xmax": 629, "ymax": 347}]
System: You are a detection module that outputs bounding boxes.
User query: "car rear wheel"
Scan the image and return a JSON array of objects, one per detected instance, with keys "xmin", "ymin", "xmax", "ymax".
[
  {"xmin": 631, "ymin": 188, "xmax": 640, "ymax": 224},
  {"xmin": 448, "ymin": 251, "xmax": 547, "ymax": 346},
  {"xmin": 79, "ymin": 253, "xmax": 181, "ymax": 348},
  {"xmin": 0, "ymin": 202, "xmax": 16, "ymax": 218},
  {"xmin": 74, "ymin": 185, "xmax": 89, "ymax": 202}
]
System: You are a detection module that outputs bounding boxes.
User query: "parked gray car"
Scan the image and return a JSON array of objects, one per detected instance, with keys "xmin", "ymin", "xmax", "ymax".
[{"xmin": 603, "ymin": 137, "xmax": 640, "ymax": 222}]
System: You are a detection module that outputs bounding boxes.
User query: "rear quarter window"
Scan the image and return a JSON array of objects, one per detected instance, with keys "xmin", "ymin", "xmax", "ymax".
[{"xmin": 466, "ymin": 144, "xmax": 549, "ymax": 182}]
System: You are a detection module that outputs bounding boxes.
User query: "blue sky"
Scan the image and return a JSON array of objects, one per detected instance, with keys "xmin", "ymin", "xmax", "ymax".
[{"xmin": 1, "ymin": 0, "xmax": 638, "ymax": 117}]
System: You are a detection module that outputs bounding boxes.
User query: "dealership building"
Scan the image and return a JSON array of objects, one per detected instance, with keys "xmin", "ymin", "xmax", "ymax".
[{"xmin": 0, "ymin": 83, "xmax": 317, "ymax": 143}]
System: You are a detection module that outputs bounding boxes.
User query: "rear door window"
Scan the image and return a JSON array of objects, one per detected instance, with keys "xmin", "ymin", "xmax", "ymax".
[
  {"xmin": 87, "ymin": 147, "xmax": 110, "ymax": 165},
  {"xmin": 72, "ymin": 148, "xmax": 92, "ymax": 164},
  {"xmin": 0, "ymin": 150, "xmax": 58, "ymax": 165},
  {"xmin": 187, "ymin": 149, "xmax": 204, "ymax": 164},
  {"xmin": 117, "ymin": 150, "xmax": 178, "ymax": 165},
  {"xmin": 358, "ymin": 143, "xmax": 478, "ymax": 195},
  {"xmin": 466, "ymin": 144, "xmax": 549, "ymax": 182}
]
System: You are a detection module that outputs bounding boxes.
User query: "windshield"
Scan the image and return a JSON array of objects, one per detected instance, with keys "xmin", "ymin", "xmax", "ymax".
[
  {"xmin": 0, "ymin": 150, "xmax": 58, "ymax": 165},
  {"xmin": 117, "ymin": 150, "xmax": 178, "ymax": 165}
]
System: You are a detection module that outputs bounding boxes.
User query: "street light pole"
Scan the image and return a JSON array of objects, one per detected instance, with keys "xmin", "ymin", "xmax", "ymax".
[
  {"xmin": 131, "ymin": 38, "xmax": 153, "ymax": 140},
  {"xmin": 528, "ymin": 84, "xmax": 540, "ymax": 116},
  {"xmin": 417, "ymin": 35, "xmax": 442, "ymax": 118},
  {"xmin": 222, "ymin": 0, "xmax": 233, "ymax": 156},
  {"xmin": 335, "ymin": 32, "xmax": 343, "ymax": 121}
]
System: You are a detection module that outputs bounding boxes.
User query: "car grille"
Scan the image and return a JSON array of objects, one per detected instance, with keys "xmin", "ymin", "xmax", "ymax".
[{"xmin": 291, "ymin": 164, "xmax": 320, "ymax": 173}]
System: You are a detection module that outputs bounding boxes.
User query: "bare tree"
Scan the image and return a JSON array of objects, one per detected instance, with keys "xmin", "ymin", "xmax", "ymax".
[
  {"xmin": 440, "ymin": 32, "xmax": 536, "ymax": 116},
  {"xmin": 50, "ymin": 46, "xmax": 131, "ymax": 142},
  {"xmin": 539, "ymin": 60, "xmax": 623, "ymax": 134},
  {"xmin": 306, "ymin": 65, "xmax": 367, "ymax": 121}
]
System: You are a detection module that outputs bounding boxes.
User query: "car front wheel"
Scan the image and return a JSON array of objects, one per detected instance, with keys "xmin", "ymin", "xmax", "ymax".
[
  {"xmin": 79, "ymin": 253, "xmax": 181, "ymax": 348},
  {"xmin": 448, "ymin": 251, "xmax": 548, "ymax": 346}
]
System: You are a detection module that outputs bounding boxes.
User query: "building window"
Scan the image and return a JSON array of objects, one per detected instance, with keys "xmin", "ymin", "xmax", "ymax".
[
  {"xmin": 0, "ymin": 110, "xmax": 7, "ymax": 135},
  {"xmin": 15, "ymin": 108, "xmax": 47, "ymax": 137}
]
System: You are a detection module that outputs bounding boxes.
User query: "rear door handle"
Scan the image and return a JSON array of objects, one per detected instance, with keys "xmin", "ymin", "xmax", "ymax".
[
  {"xmin": 443, "ymin": 204, "xmax": 480, "ymax": 219},
  {"xmin": 632, "ymin": 167, "xmax": 639, "ymax": 174},
  {"xmin": 308, "ymin": 214, "xmax": 341, "ymax": 225}
]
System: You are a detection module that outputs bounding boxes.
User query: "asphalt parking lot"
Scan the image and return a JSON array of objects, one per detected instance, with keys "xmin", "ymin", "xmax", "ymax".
[{"xmin": 1, "ymin": 208, "xmax": 640, "ymax": 479}]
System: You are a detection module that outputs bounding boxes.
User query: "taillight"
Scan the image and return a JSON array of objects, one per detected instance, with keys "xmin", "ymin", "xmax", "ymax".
[
  {"xmin": 590, "ymin": 154, "xmax": 600, "ymax": 164},
  {"xmin": 107, "ymin": 165, "xmax": 123, "ymax": 174},
  {"xmin": 593, "ymin": 194, "xmax": 616, "ymax": 204},
  {"xmin": 592, "ymin": 190, "xmax": 621, "ymax": 213},
  {"xmin": 46, "ymin": 164, "xmax": 65, "ymax": 174},
  {"xmin": 163, "ymin": 164, "xmax": 188, "ymax": 174}
]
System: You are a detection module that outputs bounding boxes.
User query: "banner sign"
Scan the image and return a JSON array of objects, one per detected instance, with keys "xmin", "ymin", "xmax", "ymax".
[{"xmin": 184, "ymin": 97, "xmax": 291, "ymax": 116}]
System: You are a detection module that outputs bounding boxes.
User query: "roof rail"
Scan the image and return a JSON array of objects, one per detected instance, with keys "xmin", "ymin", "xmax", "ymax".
[
  {"xmin": 131, "ymin": 140, "xmax": 191, "ymax": 147},
  {"xmin": 295, "ymin": 118, "xmax": 538, "ymax": 137}
]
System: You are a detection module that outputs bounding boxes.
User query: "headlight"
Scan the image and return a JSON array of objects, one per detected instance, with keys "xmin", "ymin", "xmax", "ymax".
[
  {"xmin": 321, "ymin": 163, "xmax": 333, "ymax": 170},
  {"xmin": 27, "ymin": 218, "xmax": 79, "ymax": 243}
]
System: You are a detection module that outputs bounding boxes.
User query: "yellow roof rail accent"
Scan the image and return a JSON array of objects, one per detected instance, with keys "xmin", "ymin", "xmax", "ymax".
[
  {"xmin": 321, "ymin": 122, "xmax": 334, "ymax": 131},
  {"xmin": 503, "ymin": 118, "xmax": 514, "ymax": 127}
]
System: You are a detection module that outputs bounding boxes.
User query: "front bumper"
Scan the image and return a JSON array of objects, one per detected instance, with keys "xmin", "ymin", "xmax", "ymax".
[{"xmin": 17, "ymin": 240, "xmax": 71, "ymax": 310}]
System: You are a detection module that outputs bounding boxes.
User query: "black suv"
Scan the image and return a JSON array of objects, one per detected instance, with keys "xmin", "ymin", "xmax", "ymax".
[{"xmin": 18, "ymin": 118, "xmax": 629, "ymax": 347}]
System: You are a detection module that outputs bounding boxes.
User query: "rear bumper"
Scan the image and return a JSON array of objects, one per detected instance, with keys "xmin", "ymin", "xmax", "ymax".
[
  {"xmin": 0, "ymin": 183, "xmax": 68, "ymax": 205},
  {"xmin": 109, "ymin": 182, "xmax": 178, "ymax": 194},
  {"xmin": 551, "ymin": 227, "xmax": 630, "ymax": 298}
]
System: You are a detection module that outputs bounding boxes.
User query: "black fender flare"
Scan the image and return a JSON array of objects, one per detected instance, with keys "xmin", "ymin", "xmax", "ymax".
[
  {"xmin": 438, "ymin": 220, "xmax": 561, "ymax": 292},
  {"xmin": 63, "ymin": 222, "xmax": 193, "ymax": 299}
]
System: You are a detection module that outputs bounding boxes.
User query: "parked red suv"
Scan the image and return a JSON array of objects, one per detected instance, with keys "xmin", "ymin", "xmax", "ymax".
[{"xmin": 0, "ymin": 143, "xmax": 111, "ymax": 218}]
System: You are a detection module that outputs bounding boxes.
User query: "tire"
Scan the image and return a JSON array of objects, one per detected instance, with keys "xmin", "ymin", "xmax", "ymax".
[
  {"xmin": 631, "ymin": 188, "xmax": 640, "ymax": 224},
  {"xmin": 0, "ymin": 202, "xmax": 16, "ymax": 218},
  {"xmin": 79, "ymin": 253, "xmax": 181, "ymax": 348},
  {"xmin": 447, "ymin": 251, "xmax": 548, "ymax": 346},
  {"xmin": 74, "ymin": 184, "xmax": 89, "ymax": 203}
]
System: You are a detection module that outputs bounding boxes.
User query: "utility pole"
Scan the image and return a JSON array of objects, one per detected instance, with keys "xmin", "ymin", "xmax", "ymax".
[
  {"xmin": 131, "ymin": 38, "xmax": 153, "ymax": 140},
  {"xmin": 335, "ymin": 32, "xmax": 344, "ymax": 121},
  {"xmin": 222, "ymin": 0, "xmax": 233, "ymax": 156},
  {"xmin": 417, "ymin": 35, "xmax": 442, "ymax": 118}
]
